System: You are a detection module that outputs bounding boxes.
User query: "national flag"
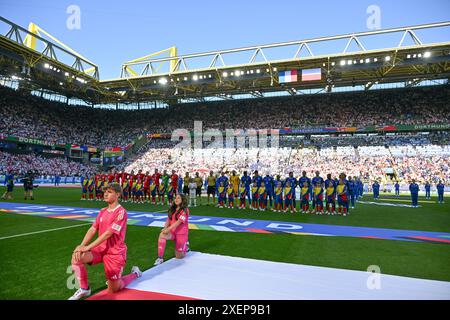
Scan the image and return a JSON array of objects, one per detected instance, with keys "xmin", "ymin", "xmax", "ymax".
[
  {"xmin": 278, "ymin": 70, "xmax": 298, "ymax": 83},
  {"xmin": 376, "ymin": 125, "xmax": 397, "ymax": 131},
  {"xmin": 301, "ymin": 68, "xmax": 322, "ymax": 81}
]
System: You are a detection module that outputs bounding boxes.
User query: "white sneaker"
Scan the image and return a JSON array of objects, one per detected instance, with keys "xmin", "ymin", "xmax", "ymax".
[
  {"xmin": 154, "ymin": 257, "xmax": 164, "ymax": 266},
  {"xmin": 131, "ymin": 266, "xmax": 142, "ymax": 278},
  {"xmin": 68, "ymin": 287, "xmax": 91, "ymax": 300}
]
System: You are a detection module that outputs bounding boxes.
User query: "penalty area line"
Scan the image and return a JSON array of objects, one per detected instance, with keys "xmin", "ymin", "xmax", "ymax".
[{"xmin": 0, "ymin": 223, "xmax": 92, "ymax": 240}]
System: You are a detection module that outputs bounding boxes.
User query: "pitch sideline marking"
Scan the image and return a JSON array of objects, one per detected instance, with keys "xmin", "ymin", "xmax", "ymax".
[{"xmin": 0, "ymin": 223, "xmax": 91, "ymax": 240}]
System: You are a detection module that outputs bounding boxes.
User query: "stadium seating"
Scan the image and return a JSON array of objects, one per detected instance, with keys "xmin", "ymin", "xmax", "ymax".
[
  {"xmin": 1, "ymin": 85, "xmax": 449, "ymax": 148},
  {"xmin": 0, "ymin": 151, "xmax": 95, "ymax": 177},
  {"xmin": 118, "ymin": 143, "xmax": 450, "ymax": 185},
  {"xmin": 1, "ymin": 84, "xmax": 449, "ymax": 185}
]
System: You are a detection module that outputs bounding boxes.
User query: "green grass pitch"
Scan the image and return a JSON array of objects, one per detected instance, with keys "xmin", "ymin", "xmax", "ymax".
[{"xmin": 0, "ymin": 186, "xmax": 449, "ymax": 299}]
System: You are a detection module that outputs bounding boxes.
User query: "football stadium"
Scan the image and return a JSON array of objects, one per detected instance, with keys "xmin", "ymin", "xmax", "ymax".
[{"xmin": 1, "ymin": 0, "xmax": 450, "ymax": 305}]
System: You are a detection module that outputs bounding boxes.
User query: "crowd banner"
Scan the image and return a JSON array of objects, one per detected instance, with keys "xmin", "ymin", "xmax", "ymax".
[
  {"xmin": 145, "ymin": 123, "xmax": 450, "ymax": 137},
  {"xmin": 0, "ymin": 134, "xmax": 66, "ymax": 148},
  {"xmin": 2, "ymin": 123, "xmax": 450, "ymax": 150}
]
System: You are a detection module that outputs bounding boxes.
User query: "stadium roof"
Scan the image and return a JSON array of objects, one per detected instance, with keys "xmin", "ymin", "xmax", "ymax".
[{"xmin": 1, "ymin": 16, "xmax": 449, "ymax": 105}]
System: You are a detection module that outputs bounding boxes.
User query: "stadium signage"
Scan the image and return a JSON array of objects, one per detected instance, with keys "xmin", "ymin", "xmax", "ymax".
[
  {"xmin": 0, "ymin": 134, "xmax": 64, "ymax": 148},
  {"xmin": 17, "ymin": 137, "xmax": 54, "ymax": 146},
  {"xmin": 9, "ymin": 204, "xmax": 306, "ymax": 230},
  {"xmin": 0, "ymin": 133, "xmax": 132, "ymax": 154},
  {"xmin": 3, "ymin": 203, "xmax": 450, "ymax": 243},
  {"xmin": 146, "ymin": 123, "xmax": 450, "ymax": 138},
  {"xmin": 412, "ymin": 124, "xmax": 450, "ymax": 130},
  {"xmin": 279, "ymin": 123, "xmax": 450, "ymax": 135}
]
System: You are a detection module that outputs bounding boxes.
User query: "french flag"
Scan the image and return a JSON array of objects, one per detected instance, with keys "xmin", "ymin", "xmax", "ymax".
[
  {"xmin": 302, "ymin": 68, "xmax": 322, "ymax": 81},
  {"xmin": 278, "ymin": 70, "xmax": 298, "ymax": 83}
]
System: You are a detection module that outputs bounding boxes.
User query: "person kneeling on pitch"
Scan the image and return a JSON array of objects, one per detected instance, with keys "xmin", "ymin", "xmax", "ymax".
[
  {"xmin": 69, "ymin": 183, "xmax": 142, "ymax": 300},
  {"xmin": 154, "ymin": 194, "xmax": 190, "ymax": 265}
]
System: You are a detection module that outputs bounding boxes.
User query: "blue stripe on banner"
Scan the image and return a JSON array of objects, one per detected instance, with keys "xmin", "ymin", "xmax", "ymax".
[
  {"xmin": 302, "ymin": 68, "xmax": 321, "ymax": 75},
  {"xmin": 279, "ymin": 71, "xmax": 285, "ymax": 83}
]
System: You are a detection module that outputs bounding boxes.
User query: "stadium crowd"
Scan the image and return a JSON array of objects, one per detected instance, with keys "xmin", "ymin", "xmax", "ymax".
[
  {"xmin": 118, "ymin": 143, "xmax": 450, "ymax": 186},
  {"xmin": 0, "ymin": 87, "xmax": 145, "ymax": 149},
  {"xmin": 0, "ymin": 151, "xmax": 95, "ymax": 177},
  {"xmin": 1, "ymin": 83, "xmax": 449, "ymax": 194},
  {"xmin": 1, "ymin": 85, "xmax": 449, "ymax": 149},
  {"xmin": 165, "ymin": 85, "xmax": 450, "ymax": 131}
]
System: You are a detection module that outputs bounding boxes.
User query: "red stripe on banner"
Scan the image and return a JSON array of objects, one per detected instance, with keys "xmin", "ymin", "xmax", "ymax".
[
  {"xmin": 87, "ymin": 288, "xmax": 199, "ymax": 300},
  {"xmin": 302, "ymin": 74, "xmax": 321, "ymax": 81},
  {"xmin": 246, "ymin": 228, "xmax": 273, "ymax": 234},
  {"xmin": 359, "ymin": 236, "xmax": 383, "ymax": 240},
  {"xmin": 408, "ymin": 236, "xmax": 450, "ymax": 244}
]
